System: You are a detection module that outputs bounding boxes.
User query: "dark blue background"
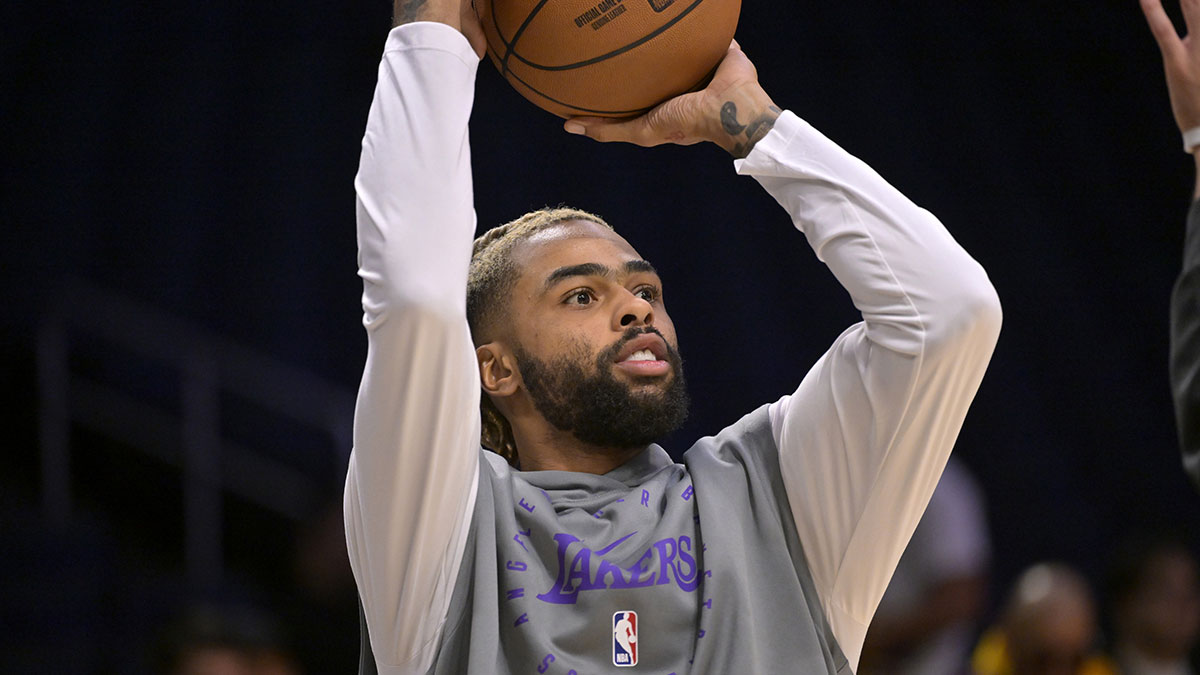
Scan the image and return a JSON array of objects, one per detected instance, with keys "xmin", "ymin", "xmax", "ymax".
[{"xmin": 3, "ymin": 0, "xmax": 1198, "ymax": 669}]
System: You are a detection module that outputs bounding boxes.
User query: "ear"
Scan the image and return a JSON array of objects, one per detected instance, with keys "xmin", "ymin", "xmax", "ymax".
[{"xmin": 476, "ymin": 342, "xmax": 520, "ymax": 398}]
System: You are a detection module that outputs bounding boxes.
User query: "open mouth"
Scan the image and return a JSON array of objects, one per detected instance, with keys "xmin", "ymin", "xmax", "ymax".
[
  {"xmin": 622, "ymin": 348, "xmax": 660, "ymax": 362},
  {"xmin": 612, "ymin": 333, "xmax": 671, "ymax": 376}
]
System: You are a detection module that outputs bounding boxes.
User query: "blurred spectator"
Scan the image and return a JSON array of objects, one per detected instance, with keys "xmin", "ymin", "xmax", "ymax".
[
  {"xmin": 861, "ymin": 457, "xmax": 991, "ymax": 675},
  {"xmin": 972, "ymin": 563, "xmax": 1116, "ymax": 675},
  {"xmin": 1107, "ymin": 536, "xmax": 1200, "ymax": 675},
  {"xmin": 156, "ymin": 603, "xmax": 301, "ymax": 675}
]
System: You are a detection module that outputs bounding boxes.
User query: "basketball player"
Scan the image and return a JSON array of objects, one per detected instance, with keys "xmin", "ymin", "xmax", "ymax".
[
  {"xmin": 344, "ymin": 0, "xmax": 1002, "ymax": 672},
  {"xmin": 1141, "ymin": 0, "xmax": 1200, "ymax": 491}
]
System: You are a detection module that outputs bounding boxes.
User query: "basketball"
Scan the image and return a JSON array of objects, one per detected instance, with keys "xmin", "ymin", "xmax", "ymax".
[{"xmin": 475, "ymin": 0, "xmax": 741, "ymax": 118}]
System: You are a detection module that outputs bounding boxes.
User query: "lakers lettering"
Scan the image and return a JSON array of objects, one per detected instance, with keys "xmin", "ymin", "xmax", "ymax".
[{"xmin": 536, "ymin": 532, "xmax": 701, "ymax": 605}]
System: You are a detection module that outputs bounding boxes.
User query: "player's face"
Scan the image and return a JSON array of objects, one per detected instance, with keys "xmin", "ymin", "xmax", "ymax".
[{"xmin": 506, "ymin": 220, "xmax": 688, "ymax": 448}]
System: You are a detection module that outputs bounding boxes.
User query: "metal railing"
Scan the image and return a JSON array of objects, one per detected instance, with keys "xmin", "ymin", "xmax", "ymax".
[{"xmin": 37, "ymin": 280, "xmax": 356, "ymax": 588}]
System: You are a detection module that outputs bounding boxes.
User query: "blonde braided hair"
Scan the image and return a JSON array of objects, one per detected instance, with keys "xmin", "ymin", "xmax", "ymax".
[{"xmin": 467, "ymin": 206, "xmax": 611, "ymax": 467}]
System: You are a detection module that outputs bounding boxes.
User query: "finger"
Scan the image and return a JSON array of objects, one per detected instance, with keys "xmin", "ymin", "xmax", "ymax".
[
  {"xmin": 710, "ymin": 41, "xmax": 756, "ymax": 84},
  {"xmin": 1184, "ymin": 0, "xmax": 1200, "ymax": 36},
  {"xmin": 723, "ymin": 39, "xmax": 745, "ymax": 64},
  {"xmin": 1142, "ymin": 0, "xmax": 1184, "ymax": 54},
  {"xmin": 564, "ymin": 116, "xmax": 658, "ymax": 145}
]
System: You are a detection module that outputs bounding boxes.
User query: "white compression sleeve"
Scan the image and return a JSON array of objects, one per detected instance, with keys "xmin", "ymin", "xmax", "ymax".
[
  {"xmin": 344, "ymin": 23, "xmax": 482, "ymax": 675},
  {"xmin": 737, "ymin": 112, "xmax": 1001, "ymax": 671}
]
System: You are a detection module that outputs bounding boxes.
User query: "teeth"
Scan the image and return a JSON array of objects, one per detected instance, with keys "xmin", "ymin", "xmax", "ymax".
[{"xmin": 624, "ymin": 349, "xmax": 657, "ymax": 362}]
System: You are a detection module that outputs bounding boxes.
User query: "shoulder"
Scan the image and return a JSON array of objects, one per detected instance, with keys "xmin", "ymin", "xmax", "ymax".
[
  {"xmin": 682, "ymin": 404, "xmax": 785, "ymax": 506},
  {"xmin": 682, "ymin": 404, "xmax": 776, "ymax": 467},
  {"xmin": 480, "ymin": 447, "xmax": 511, "ymax": 477}
]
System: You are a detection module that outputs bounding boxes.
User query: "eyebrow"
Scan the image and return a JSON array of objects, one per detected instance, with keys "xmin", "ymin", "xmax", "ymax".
[{"xmin": 542, "ymin": 259, "xmax": 659, "ymax": 293}]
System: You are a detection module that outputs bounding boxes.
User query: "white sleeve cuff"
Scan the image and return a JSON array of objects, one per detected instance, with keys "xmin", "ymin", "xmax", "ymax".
[
  {"xmin": 732, "ymin": 110, "xmax": 806, "ymax": 174},
  {"xmin": 1183, "ymin": 125, "xmax": 1200, "ymax": 153},
  {"xmin": 386, "ymin": 21, "xmax": 481, "ymax": 70}
]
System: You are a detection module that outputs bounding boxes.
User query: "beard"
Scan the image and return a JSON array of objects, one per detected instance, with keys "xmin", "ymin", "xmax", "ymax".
[{"xmin": 516, "ymin": 327, "xmax": 689, "ymax": 450}]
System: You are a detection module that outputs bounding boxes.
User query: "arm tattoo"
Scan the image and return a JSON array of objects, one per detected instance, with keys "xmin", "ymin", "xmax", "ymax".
[
  {"xmin": 394, "ymin": 0, "xmax": 430, "ymax": 25},
  {"xmin": 720, "ymin": 101, "xmax": 746, "ymax": 135},
  {"xmin": 721, "ymin": 101, "xmax": 783, "ymax": 158}
]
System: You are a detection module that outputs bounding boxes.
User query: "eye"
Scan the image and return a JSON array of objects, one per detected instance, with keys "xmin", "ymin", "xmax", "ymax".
[
  {"xmin": 634, "ymin": 285, "xmax": 659, "ymax": 302},
  {"xmin": 565, "ymin": 289, "xmax": 595, "ymax": 306}
]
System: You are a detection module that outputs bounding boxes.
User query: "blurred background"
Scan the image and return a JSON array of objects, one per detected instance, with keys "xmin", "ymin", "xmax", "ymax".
[{"xmin": 3, "ymin": 1, "xmax": 1199, "ymax": 673}]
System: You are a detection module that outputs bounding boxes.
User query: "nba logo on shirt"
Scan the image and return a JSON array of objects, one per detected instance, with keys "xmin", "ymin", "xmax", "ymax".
[{"xmin": 612, "ymin": 611, "xmax": 638, "ymax": 667}]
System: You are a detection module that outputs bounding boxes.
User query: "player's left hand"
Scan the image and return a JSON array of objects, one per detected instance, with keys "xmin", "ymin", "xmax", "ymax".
[{"xmin": 563, "ymin": 40, "xmax": 780, "ymax": 158}]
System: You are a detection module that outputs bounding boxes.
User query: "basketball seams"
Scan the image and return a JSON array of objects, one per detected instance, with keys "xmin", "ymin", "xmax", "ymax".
[
  {"xmin": 497, "ymin": 0, "xmax": 553, "ymax": 76},
  {"xmin": 503, "ymin": 64, "xmax": 655, "ymax": 116},
  {"xmin": 507, "ymin": 0, "xmax": 709, "ymax": 72},
  {"xmin": 503, "ymin": 56, "xmax": 719, "ymax": 117},
  {"xmin": 479, "ymin": 0, "xmax": 739, "ymax": 117}
]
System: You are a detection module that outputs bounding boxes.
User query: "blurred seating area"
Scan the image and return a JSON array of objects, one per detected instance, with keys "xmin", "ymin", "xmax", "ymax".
[
  {"xmin": 2, "ymin": 282, "xmax": 360, "ymax": 673},
  {"xmin": 858, "ymin": 460, "xmax": 1200, "ymax": 675}
]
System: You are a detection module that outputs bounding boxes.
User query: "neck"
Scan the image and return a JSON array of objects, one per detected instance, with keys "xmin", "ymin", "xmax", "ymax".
[{"xmin": 511, "ymin": 418, "xmax": 644, "ymax": 473}]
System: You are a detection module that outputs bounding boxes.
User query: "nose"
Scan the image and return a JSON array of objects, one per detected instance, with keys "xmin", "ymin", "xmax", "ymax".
[{"xmin": 615, "ymin": 289, "xmax": 654, "ymax": 329}]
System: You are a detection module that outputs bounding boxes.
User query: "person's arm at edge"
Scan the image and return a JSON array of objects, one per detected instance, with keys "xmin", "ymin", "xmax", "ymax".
[
  {"xmin": 344, "ymin": 4, "xmax": 487, "ymax": 673},
  {"xmin": 1172, "ymin": 200, "xmax": 1200, "ymax": 489},
  {"xmin": 1141, "ymin": 0, "xmax": 1200, "ymax": 490}
]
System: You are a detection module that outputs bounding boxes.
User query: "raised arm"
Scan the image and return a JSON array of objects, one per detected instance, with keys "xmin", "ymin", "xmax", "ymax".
[
  {"xmin": 1175, "ymin": 203, "xmax": 1200, "ymax": 490},
  {"xmin": 733, "ymin": 120, "xmax": 1000, "ymax": 668},
  {"xmin": 739, "ymin": 111, "xmax": 1000, "ymax": 670},
  {"xmin": 1141, "ymin": 0, "xmax": 1200, "ymax": 490},
  {"xmin": 343, "ymin": 5, "xmax": 486, "ymax": 672},
  {"xmin": 568, "ymin": 41, "xmax": 1001, "ymax": 669}
]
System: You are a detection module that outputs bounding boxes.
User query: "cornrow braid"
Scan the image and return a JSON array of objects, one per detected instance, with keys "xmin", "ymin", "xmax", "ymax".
[{"xmin": 467, "ymin": 206, "xmax": 612, "ymax": 468}]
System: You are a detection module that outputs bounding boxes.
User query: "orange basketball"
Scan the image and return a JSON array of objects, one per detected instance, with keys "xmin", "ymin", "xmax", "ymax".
[{"xmin": 475, "ymin": 0, "xmax": 741, "ymax": 118}]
